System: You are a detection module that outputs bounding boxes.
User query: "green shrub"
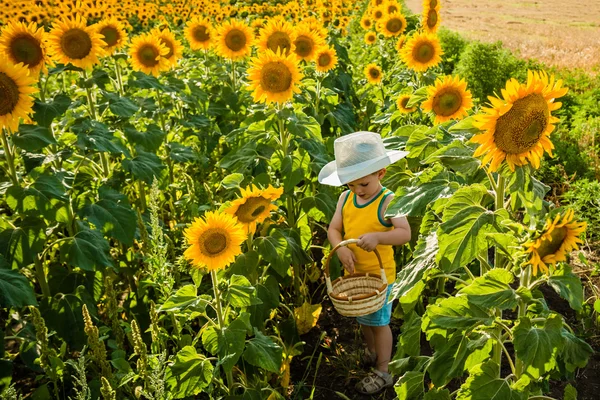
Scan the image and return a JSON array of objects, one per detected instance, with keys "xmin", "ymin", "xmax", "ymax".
[
  {"xmin": 561, "ymin": 178, "xmax": 600, "ymax": 242},
  {"xmin": 454, "ymin": 41, "xmax": 542, "ymax": 103},
  {"xmin": 438, "ymin": 27, "xmax": 467, "ymax": 74}
]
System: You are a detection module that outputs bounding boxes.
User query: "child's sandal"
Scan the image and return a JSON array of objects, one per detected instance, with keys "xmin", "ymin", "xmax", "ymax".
[{"xmin": 355, "ymin": 370, "xmax": 394, "ymax": 394}]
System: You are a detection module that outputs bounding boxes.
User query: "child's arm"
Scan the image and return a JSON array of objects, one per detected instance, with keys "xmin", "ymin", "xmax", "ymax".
[
  {"xmin": 327, "ymin": 191, "xmax": 357, "ymax": 274},
  {"xmin": 357, "ymin": 194, "xmax": 411, "ymax": 252}
]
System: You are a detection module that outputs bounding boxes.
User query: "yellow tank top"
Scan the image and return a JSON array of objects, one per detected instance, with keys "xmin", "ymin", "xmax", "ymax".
[{"xmin": 342, "ymin": 187, "xmax": 396, "ymax": 283}]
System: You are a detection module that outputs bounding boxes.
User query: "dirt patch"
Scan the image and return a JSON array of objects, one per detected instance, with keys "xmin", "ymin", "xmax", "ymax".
[{"xmin": 404, "ymin": 0, "xmax": 600, "ymax": 72}]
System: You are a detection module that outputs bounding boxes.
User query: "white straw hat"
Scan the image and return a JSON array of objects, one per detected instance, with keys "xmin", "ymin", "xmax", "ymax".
[{"xmin": 318, "ymin": 131, "xmax": 409, "ymax": 186}]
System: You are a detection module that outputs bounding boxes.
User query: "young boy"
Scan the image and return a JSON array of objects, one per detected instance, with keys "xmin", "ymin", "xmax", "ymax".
[{"xmin": 318, "ymin": 131, "xmax": 411, "ymax": 395}]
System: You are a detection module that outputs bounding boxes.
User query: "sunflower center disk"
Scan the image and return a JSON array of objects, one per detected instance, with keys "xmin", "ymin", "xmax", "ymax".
[
  {"xmin": 202, "ymin": 231, "xmax": 228, "ymax": 255},
  {"xmin": 138, "ymin": 45, "xmax": 159, "ymax": 67},
  {"xmin": 433, "ymin": 89, "xmax": 462, "ymax": 116},
  {"xmin": 100, "ymin": 27, "xmax": 119, "ymax": 47},
  {"xmin": 60, "ymin": 28, "xmax": 92, "ymax": 59},
  {"xmin": 493, "ymin": 93, "xmax": 549, "ymax": 154},
  {"xmin": 430, "ymin": 0, "xmax": 439, "ymax": 7},
  {"xmin": 10, "ymin": 34, "xmax": 43, "ymax": 67},
  {"xmin": 0, "ymin": 72, "xmax": 20, "ymax": 116},
  {"xmin": 369, "ymin": 68, "xmax": 380, "ymax": 79},
  {"xmin": 536, "ymin": 227, "xmax": 568, "ymax": 258},
  {"xmin": 267, "ymin": 32, "xmax": 292, "ymax": 54},
  {"xmin": 193, "ymin": 26, "xmax": 210, "ymax": 42},
  {"xmin": 295, "ymin": 36, "xmax": 313, "ymax": 57},
  {"xmin": 260, "ymin": 62, "xmax": 292, "ymax": 93},
  {"xmin": 386, "ymin": 18, "xmax": 403, "ymax": 33},
  {"xmin": 236, "ymin": 197, "xmax": 271, "ymax": 222},
  {"xmin": 318, "ymin": 53, "xmax": 331, "ymax": 67},
  {"xmin": 225, "ymin": 29, "xmax": 246, "ymax": 51},
  {"xmin": 159, "ymin": 38, "xmax": 174, "ymax": 59},
  {"xmin": 414, "ymin": 43, "xmax": 434, "ymax": 63},
  {"xmin": 427, "ymin": 10, "xmax": 438, "ymax": 28}
]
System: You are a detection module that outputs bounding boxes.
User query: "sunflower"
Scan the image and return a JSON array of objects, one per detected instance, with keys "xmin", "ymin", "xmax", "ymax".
[
  {"xmin": 46, "ymin": 15, "xmax": 106, "ymax": 69},
  {"xmin": 396, "ymin": 35, "xmax": 406, "ymax": 52},
  {"xmin": 400, "ymin": 31, "xmax": 443, "ymax": 72},
  {"xmin": 423, "ymin": 6, "xmax": 441, "ymax": 33},
  {"xmin": 215, "ymin": 19, "xmax": 254, "ymax": 60},
  {"xmin": 364, "ymin": 63, "xmax": 383, "ymax": 84},
  {"xmin": 422, "ymin": 75, "xmax": 473, "ymax": 124},
  {"xmin": 151, "ymin": 27, "xmax": 183, "ymax": 67},
  {"xmin": 224, "ymin": 185, "xmax": 284, "ymax": 234},
  {"xmin": 0, "ymin": 57, "xmax": 38, "ymax": 132},
  {"xmin": 397, "ymin": 94, "xmax": 417, "ymax": 113},
  {"xmin": 128, "ymin": 33, "xmax": 170, "ymax": 77},
  {"xmin": 524, "ymin": 209, "xmax": 586, "ymax": 276},
  {"xmin": 360, "ymin": 15, "xmax": 372, "ymax": 30},
  {"xmin": 257, "ymin": 18, "xmax": 296, "ymax": 56},
  {"xmin": 95, "ymin": 17, "xmax": 128, "ymax": 54},
  {"xmin": 0, "ymin": 21, "xmax": 48, "ymax": 76},
  {"xmin": 371, "ymin": 6, "xmax": 385, "ymax": 21},
  {"xmin": 184, "ymin": 211, "xmax": 246, "ymax": 271},
  {"xmin": 293, "ymin": 27, "xmax": 324, "ymax": 62},
  {"xmin": 314, "ymin": 46, "xmax": 338, "ymax": 73},
  {"xmin": 471, "ymin": 70, "xmax": 568, "ymax": 172},
  {"xmin": 184, "ymin": 17, "xmax": 213, "ymax": 50},
  {"xmin": 365, "ymin": 31, "xmax": 377, "ymax": 45},
  {"xmin": 247, "ymin": 49, "xmax": 303, "ymax": 104},
  {"xmin": 378, "ymin": 12, "xmax": 407, "ymax": 37}
]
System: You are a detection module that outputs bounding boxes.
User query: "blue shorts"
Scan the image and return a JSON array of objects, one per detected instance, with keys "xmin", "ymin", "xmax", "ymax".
[{"xmin": 356, "ymin": 286, "xmax": 393, "ymax": 327}]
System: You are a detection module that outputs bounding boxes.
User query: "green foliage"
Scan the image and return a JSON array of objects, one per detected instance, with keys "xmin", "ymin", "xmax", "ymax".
[
  {"xmin": 562, "ymin": 178, "xmax": 600, "ymax": 241},
  {"xmin": 454, "ymin": 41, "xmax": 543, "ymax": 103},
  {"xmin": 438, "ymin": 27, "xmax": 468, "ymax": 75}
]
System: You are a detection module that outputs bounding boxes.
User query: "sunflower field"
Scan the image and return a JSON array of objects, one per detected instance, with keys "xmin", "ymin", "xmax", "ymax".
[{"xmin": 1, "ymin": 0, "xmax": 599, "ymax": 399}]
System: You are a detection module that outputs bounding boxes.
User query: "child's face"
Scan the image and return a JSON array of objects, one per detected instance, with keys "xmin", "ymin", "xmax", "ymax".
[{"xmin": 346, "ymin": 169, "xmax": 385, "ymax": 200}]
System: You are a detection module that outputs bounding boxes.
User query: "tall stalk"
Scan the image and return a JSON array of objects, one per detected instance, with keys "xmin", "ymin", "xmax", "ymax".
[
  {"xmin": 515, "ymin": 264, "xmax": 532, "ymax": 377},
  {"xmin": 211, "ymin": 270, "xmax": 233, "ymax": 390},
  {"xmin": 81, "ymin": 70, "xmax": 110, "ymax": 177},
  {"xmin": 491, "ymin": 173, "xmax": 506, "ymax": 375},
  {"xmin": 0, "ymin": 128, "xmax": 18, "ymax": 186}
]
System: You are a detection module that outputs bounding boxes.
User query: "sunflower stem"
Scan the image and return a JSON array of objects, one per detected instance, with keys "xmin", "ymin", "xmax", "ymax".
[
  {"xmin": 34, "ymin": 254, "xmax": 51, "ymax": 298},
  {"xmin": 155, "ymin": 88, "xmax": 168, "ymax": 133},
  {"xmin": 211, "ymin": 270, "xmax": 234, "ymax": 389},
  {"xmin": 81, "ymin": 70, "xmax": 110, "ymax": 178},
  {"xmin": 491, "ymin": 174, "xmax": 507, "ymax": 377},
  {"xmin": 494, "ymin": 175, "xmax": 506, "ymax": 268},
  {"xmin": 114, "ymin": 56, "xmax": 125, "ymax": 96},
  {"xmin": 314, "ymin": 73, "xmax": 322, "ymax": 116},
  {"xmin": 515, "ymin": 264, "xmax": 532, "ymax": 378},
  {"xmin": 484, "ymin": 167, "xmax": 498, "ymax": 192},
  {"xmin": 138, "ymin": 180, "xmax": 147, "ymax": 213},
  {"xmin": 38, "ymin": 77, "xmax": 46, "ymax": 103},
  {"xmin": 230, "ymin": 59, "xmax": 237, "ymax": 92},
  {"xmin": 0, "ymin": 128, "xmax": 18, "ymax": 186}
]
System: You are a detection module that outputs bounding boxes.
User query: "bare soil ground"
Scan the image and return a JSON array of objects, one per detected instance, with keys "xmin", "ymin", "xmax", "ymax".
[{"xmin": 405, "ymin": 0, "xmax": 600, "ymax": 72}]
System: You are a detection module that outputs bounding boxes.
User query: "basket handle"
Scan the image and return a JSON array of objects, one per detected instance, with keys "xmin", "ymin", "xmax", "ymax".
[{"xmin": 324, "ymin": 238, "xmax": 387, "ymax": 294}]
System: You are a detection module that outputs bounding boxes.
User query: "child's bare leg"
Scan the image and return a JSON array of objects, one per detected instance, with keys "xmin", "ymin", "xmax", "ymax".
[
  {"xmin": 361, "ymin": 324, "xmax": 376, "ymax": 354},
  {"xmin": 372, "ymin": 325, "xmax": 392, "ymax": 373}
]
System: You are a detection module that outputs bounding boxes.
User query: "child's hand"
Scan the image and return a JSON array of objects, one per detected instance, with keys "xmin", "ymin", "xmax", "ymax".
[
  {"xmin": 336, "ymin": 247, "xmax": 356, "ymax": 274},
  {"xmin": 357, "ymin": 233, "xmax": 380, "ymax": 252}
]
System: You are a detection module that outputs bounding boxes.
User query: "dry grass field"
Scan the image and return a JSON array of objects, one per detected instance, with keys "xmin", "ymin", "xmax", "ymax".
[{"xmin": 405, "ymin": 0, "xmax": 600, "ymax": 72}]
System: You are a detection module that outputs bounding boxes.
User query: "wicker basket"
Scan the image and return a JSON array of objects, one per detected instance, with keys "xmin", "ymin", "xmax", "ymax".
[{"xmin": 324, "ymin": 239, "xmax": 388, "ymax": 317}]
